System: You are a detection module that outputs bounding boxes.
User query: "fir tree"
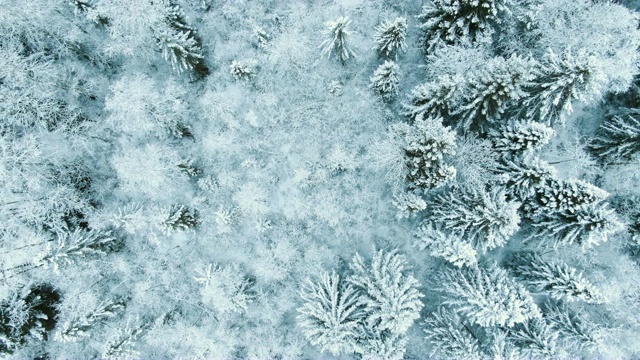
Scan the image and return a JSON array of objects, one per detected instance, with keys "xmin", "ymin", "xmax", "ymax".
[
  {"xmin": 505, "ymin": 251, "xmax": 604, "ymax": 303},
  {"xmin": 507, "ymin": 318, "xmax": 559, "ymax": 357},
  {"xmin": 496, "ymin": 157, "xmax": 558, "ymax": 201},
  {"xmin": 0, "ymin": 284, "xmax": 61, "ymax": 354},
  {"xmin": 320, "ymin": 16, "xmax": 355, "ymax": 64},
  {"xmin": 39, "ymin": 229, "xmax": 117, "ymax": 272},
  {"xmin": 403, "ymin": 116, "xmax": 457, "ymax": 191},
  {"xmin": 374, "ymin": 17, "xmax": 407, "ymax": 57},
  {"xmin": 297, "ymin": 272, "xmax": 364, "ymax": 356},
  {"xmin": 230, "ymin": 59, "xmax": 257, "ymax": 81},
  {"xmin": 414, "ymin": 223, "xmax": 478, "ymax": 267},
  {"xmin": 590, "ymin": 108, "xmax": 640, "ymax": 163},
  {"xmin": 157, "ymin": 4, "xmax": 207, "ymax": 76},
  {"xmin": 544, "ymin": 302, "xmax": 602, "ymax": 352},
  {"xmin": 489, "ymin": 120, "xmax": 554, "ymax": 155},
  {"xmin": 530, "ymin": 203, "xmax": 624, "ymax": 249},
  {"xmin": 454, "ymin": 54, "xmax": 536, "ymax": 131},
  {"xmin": 347, "ymin": 249, "xmax": 423, "ymax": 335},
  {"xmin": 403, "ymin": 75, "xmax": 462, "ymax": 122},
  {"xmin": 392, "ymin": 191, "xmax": 427, "ymax": 219},
  {"xmin": 56, "ymin": 300, "xmax": 124, "ymax": 343},
  {"xmin": 437, "ymin": 263, "xmax": 541, "ymax": 327},
  {"xmin": 423, "ymin": 307, "xmax": 483, "ymax": 360},
  {"xmin": 418, "ymin": 0, "xmax": 511, "ymax": 53},
  {"xmin": 370, "ymin": 60, "xmax": 400, "ymax": 101},
  {"xmin": 358, "ymin": 330, "xmax": 407, "ymax": 360},
  {"xmin": 522, "ymin": 48, "xmax": 605, "ymax": 125},
  {"xmin": 525, "ymin": 178, "xmax": 609, "ymax": 217},
  {"xmin": 431, "ymin": 186, "xmax": 521, "ymax": 252},
  {"xmin": 157, "ymin": 204, "xmax": 198, "ymax": 236}
]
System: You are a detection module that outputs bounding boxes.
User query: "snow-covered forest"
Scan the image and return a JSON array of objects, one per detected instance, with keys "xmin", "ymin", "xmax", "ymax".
[{"xmin": 1, "ymin": 0, "xmax": 640, "ymax": 358}]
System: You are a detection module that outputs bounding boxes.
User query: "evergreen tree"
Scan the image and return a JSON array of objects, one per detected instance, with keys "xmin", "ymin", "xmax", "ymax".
[
  {"xmin": 157, "ymin": 4, "xmax": 207, "ymax": 76},
  {"xmin": 56, "ymin": 300, "xmax": 124, "ymax": 343},
  {"xmin": 454, "ymin": 55, "xmax": 536, "ymax": 131},
  {"xmin": 297, "ymin": 272, "xmax": 364, "ymax": 356},
  {"xmin": 0, "ymin": 284, "xmax": 61, "ymax": 354},
  {"xmin": 418, "ymin": 0, "xmax": 511, "ymax": 53},
  {"xmin": 374, "ymin": 17, "xmax": 407, "ymax": 57},
  {"xmin": 489, "ymin": 120, "xmax": 554, "ymax": 155},
  {"xmin": 590, "ymin": 108, "xmax": 640, "ymax": 163},
  {"xmin": 496, "ymin": 157, "xmax": 557, "ymax": 201},
  {"xmin": 507, "ymin": 318, "xmax": 559, "ymax": 358},
  {"xmin": 392, "ymin": 191, "xmax": 427, "ymax": 219},
  {"xmin": 505, "ymin": 251, "xmax": 604, "ymax": 303},
  {"xmin": 230, "ymin": 59, "xmax": 257, "ymax": 81},
  {"xmin": 403, "ymin": 75, "xmax": 462, "ymax": 122},
  {"xmin": 358, "ymin": 330, "xmax": 407, "ymax": 360},
  {"xmin": 347, "ymin": 249, "xmax": 423, "ymax": 335},
  {"xmin": 525, "ymin": 178, "xmax": 609, "ymax": 217},
  {"xmin": 437, "ymin": 263, "xmax": 541, "ymax": 327},
  {"xmin": 39, "ymin": 229, "xmax": 117, "ymax": 272},
  {"xmin": 544, "ymin": 302, "xmax": 602, "ymax": 352},
  {"xmin": 403, "ymin": 116, "xmax": 457, "ymax": 191},
  {"xmin": 320, "ymin": 16, "xmax": 355, "ymax": 64},
  {"xmin": 423, "ymin": 307, "xmax": 483, "ymax": 360},
  {"xmin": 530, "ymin": 203, "xmax": 624, "ymax": 248},
  {"xmin": 370, "ymin": 60, "xmax": 400, "ymax": 101},
  {"xmin": 157, "ymin": 204, "xmax": 198, "ymax": 236},
  {"xmin": 521, "ymin": 49, "xmax": 605, "ymax": 125},
  {"xmin": 431, "ymin": 186, "xmax": 521, "ymax": 252},
  {"xmin": 414, "ymin": 223, "xmax": 478, "ymax": 267}
]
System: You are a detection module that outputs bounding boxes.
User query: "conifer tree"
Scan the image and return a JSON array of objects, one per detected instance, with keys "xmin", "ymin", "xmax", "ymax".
[
  {"xmin": 489, "ymin": 120, "xmax": 554, "ymax": 155},
  {"xmin": 431, "ymin": 187, "xmax": 521, "ymax": 252},
  {"xmin": 525, "ymin": 178, "xmax": 609, "ymax": 217},
  {"xmin": 370, "ymin": 60, "xmax": 400, "ymax": 101},
  {"xmin": 418, "ymin": 0, "xmax": 512, "ymax": 53},
  {"xmin": 230, "ymin": 59, "xmax": 257, "ymax": 81},
  {"xmin": 505, "ymin": 251, "xmax": 604, "ymax": 303},
  {"xmin": 39, "ymin": 229, "xmax": 117, "ymax": 272},
  {"xmin": 544, "ymin": 302, "xmax": 602, "ymax": 352},
  {"xmin": 437, "ymin": 263, "xmax": 541, "ymax": 327},
  {"xmin": 590, "ymin": 109, "xmax": 640, "ymax": 163},
  {"xmin": 522, "ymin": 49, "xmax": 604, "ymax": 125},
  {"xmin": 403, "ymin": 116, "xmax": 457, "ymax": 190},
  {"xmin": 56, "ymin": 300, "xmax": 124, "ymax": 343},
  {"xmin": 530, "ymin": 203, "xmax": 624, "ymax": 248},
  {"xmin": 414, "ymin": 223, "xmax": 477, "ymax": 267},
  {"xmin": 297, "ymin": 272, "xmax": 364, "ymax": 356},
  {"xmin": 507, "ymin": 318, "xmax": 559, "ymax": 357},
  {"xmin": 347, "ymin": 249, "xmax": 423, "ymax": 336},
  {"xmin": 403, "ymin": 75, "xmax": 462, "ymax": 122},
  {"xmin": 392, "ymin": 191, "xmax": 427, "ymax": 219},
  {"xmin": 157, "ymin": 204, "xmax": 198, "ymax": 236},
  {"xmin": 423, "ymin": 307, "xmax": 483, "ymax": 360},
  {"xmin": 195, "ymin": 263, "xmax": 254, "ymax": 314},
  {"xmin": 157, "ymin": 5, "xmax": 207, "ymax": 76},
  {"xmin": 496, "ymin": 157, "xmax": 557, "ymax": 201},
  {"xmin": 374, "ymin": 17, "xmax": 407, "ymax": 57},
  {"xmin": 454, "ymin": 55, "xmax": 536, "ymax": 131},
  {"xmin": 320, "ymin": 16, "xmax": 355, "ymax": 64}
]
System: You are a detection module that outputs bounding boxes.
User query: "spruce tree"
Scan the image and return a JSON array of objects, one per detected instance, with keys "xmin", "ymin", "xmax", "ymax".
[
  {"xmin": 418, "ymin": 0, "xmax": 512, "ymax": 53},
  {"xmin": 370, "ymin": 60, "xmax": 400, "ymax": 101},
  {"xmin": 320, "ymin": 16, "xmax": 355, "ymax": 64},
  {"xmin": 489, "ymin": 120, "xmax": 554, "ymax": 155},
  {"xmin": 522, "ymin": 49, "xmax": 604, "ymax": 125},
  {"xmin": 544, "ymin": 302, "xmax": 602, "ymax": 352},
  {"xmin": 423, "ymin": 307, "xmax": 483, "ymax": 360},
  {"xmin": 403, "ymin": 116, "xmax": 457, "ymax": 191},
  {"xmin": 414, "ymin": 223, "xmax": 478, "ymax": 267},
  {"xmin": 403, "ymin": 75, "xmax": 462, "ymax": 122},
  {"xmin": 297, "ymin": 272, "xmax": 364, "ymax": 356},
  {"xmin": 374, "ymin": 17, "xmax": 407, "ymax": 57},
  {"xmin": 525, "ymin": 178, "xmax": 609, "ymax": 217},
  {"xmin": 392, "ymin": 191, "xmax": 427, "ymax": 219},
  {"xmin": 453, "ymin": 55, "xmax": 536, "ymax": 131},
  {"xmin": 496, "ymin": 157, "xmax": 558, "ymax": 201},
  {"xmin": 530, "ymin": 203, "xmax": 624, "ymax": 248},
  {"xmin": 431, "ymin": 186, "xmax": 521, "ymax": 252},
  {"xmin": 157, "ymin": 5, "xmax": 207, "ymax": 76},
  {"xmin": 56, "ymin": 300, "xmax": 124, "ymax": 343},
  {"xmin": 505, "ymin": 251, "xmax": 604, "ymax": 303},
  {"xmin": 507, "ymin": 318, "xmax": 559, "ymax": 357},
  {"xmin": 590, "ymin": 108, "xmax": 640, "ymax": 163},
  {"xmin": 437, "ymin": 263, "xmax": 541, "ymax": 327},
  {"xmin": 347, "ymin": 249, "xmax": 423, "ymax": 335}
]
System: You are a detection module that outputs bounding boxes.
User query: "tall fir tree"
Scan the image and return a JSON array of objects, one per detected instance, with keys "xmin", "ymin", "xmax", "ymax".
[
  {"xmin": 414, "ymin": 223, "xmax": 478, "ymax": 267},
  {"xmin": 453, "ymin": 55, "xmax": 536, "ymax": 131},
  {"xmin": 507, "ymin": 318, "xmax": 559, "ymax": 358},
  {"xmin": 320, "ymin": 16, "xmax": 355, "ymax": 64},
  {"xmin": 431, "ymin": 186, "xmax": 521, "ymax": 252},
  {"xmin": 403, "ymin": 75, "xmax": 462, "ymax": 122},
  {"xmin": 437, "ymin": 263, "xmax": 541, "ymax": 327},
  {"xmin": 370, "ymin": 60, "xmax": 400, "ymax": 101},
  {"xmin": 423, "ymin": 307, "xmax": 483, "ymax": 360},
  {"xmin": 489, "ymin": 120, "xmax": 554, "ymax": 155},
  {"xmin": 418, "ymin": 0, "xmax": 512, "ymax": 53},
  {"xmin": 590, "ymin": 108, "xmax": 640, "ymax": 163},
  {"xmin": 297, "ymin": 272, "xmax": 364, "ymax": 356},
  {"xmin": 496, "ymin": 157, "xmax": 558, "ymax": 202},
  {"xmin": 505, "ymin": 251, "xmax": 604, "ymax": 303},
  {"xmin": 374, "ymin": 17, "xmax": 407, "ymax": 57},
  {"xmin": 347, "ymin": 249, "xmax": 423, "ymax": 336}
]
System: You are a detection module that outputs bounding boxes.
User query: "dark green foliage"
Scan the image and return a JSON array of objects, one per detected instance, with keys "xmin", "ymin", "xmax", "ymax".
[
  {"xmin": 0, "ymin": 284, "xmax": 62, "ymax": 354},
  {"xmin": 590, "ymin": 108, "xmax": 640, "ymax": 163}
]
